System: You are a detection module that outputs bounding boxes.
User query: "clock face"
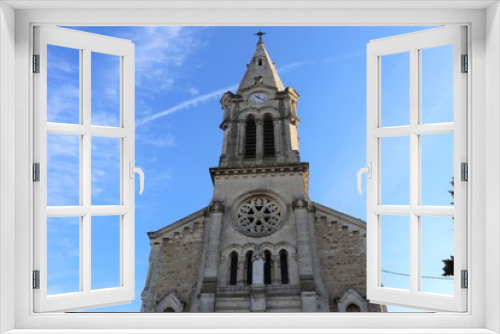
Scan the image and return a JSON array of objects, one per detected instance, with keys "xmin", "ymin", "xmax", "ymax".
[{"xmin": 249, "ymin": 92, "xmax": 269, "ymax": 104}]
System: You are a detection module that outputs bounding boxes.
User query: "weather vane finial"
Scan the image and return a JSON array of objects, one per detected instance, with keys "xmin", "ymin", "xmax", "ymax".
[{"xmin": 255, "ymin": 30, "xmax": 266, "ymax": 43}]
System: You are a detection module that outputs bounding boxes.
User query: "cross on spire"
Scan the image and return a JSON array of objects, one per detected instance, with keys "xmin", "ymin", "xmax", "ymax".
[{"xmin": 255, "ymin": 30, "xmax": 266, "ymax": 43}]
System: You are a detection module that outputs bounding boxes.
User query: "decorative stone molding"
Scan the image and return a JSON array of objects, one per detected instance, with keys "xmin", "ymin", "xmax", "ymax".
[
  {"xmin": 209, "ymin": 162, "xmax": 309, "ymax": 182},
  {"xmin": 156, "ymin": 290, "xmax": 185, "ymax": 313},
  {"xmin": 208, "ymin": 200, "xmax": 225, "ymax": 214},
  {"xmin": 337, "ymin": 286, "xmax": 368, "ymax": 312},
  {"xmin": 292, "ymin": 198, "xmax": 308, "ymax": 209}
]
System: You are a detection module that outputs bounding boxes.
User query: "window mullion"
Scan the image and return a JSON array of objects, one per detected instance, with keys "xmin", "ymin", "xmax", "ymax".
[
  {"xmin": 409, "ymin": 47, "xmax": 420, "ymax": 295},
  {"xmin": 82, "ymin": 48, "xmax": 92, "ymax": 294}
]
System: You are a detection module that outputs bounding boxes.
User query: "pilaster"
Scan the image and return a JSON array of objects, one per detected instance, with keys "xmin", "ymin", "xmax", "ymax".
[
  {"xmin": 293, "ymin": 198, "xmax": 318, "ymax": 311},
  {"xmin": 140, "ymin": 241, "xmax": 162, "ymax": 312},
  {"xmin": 198, "ymin": 200, "xmax": 225, "ymax": 312}
]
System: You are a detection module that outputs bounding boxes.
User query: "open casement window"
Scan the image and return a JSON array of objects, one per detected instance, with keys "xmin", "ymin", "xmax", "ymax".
[
  {"xmin": 364, "ymin": 26, "xmax": 467, "ymax": 312},
  {"xmin": 33, "ymin": 26, "xmax": 140, "ymax": 312}
]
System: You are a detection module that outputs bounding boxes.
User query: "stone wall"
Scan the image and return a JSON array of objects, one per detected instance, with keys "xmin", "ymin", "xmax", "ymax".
[
  {"xmin": 144, "ymin": 216, "xmax": 204, "ymax": 312},
  {"xmin": 313, "ymin": 204, "xmax": 368, "ymax": 311}
]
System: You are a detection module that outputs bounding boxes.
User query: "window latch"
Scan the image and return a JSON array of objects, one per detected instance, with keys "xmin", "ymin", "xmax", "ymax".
[
  {"xmin": 357, "ymin": 162, "xmax": 372, "ymax": 195},
  {"xmin": 129, "ymin": 161, "xmax": 144, "ymax": 195}
]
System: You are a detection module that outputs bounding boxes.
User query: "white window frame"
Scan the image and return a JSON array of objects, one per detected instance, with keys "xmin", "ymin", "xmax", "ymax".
[
  {"xmin": 0, "ymin": 1, "xmax": 499, "ymax": 334},
  {"xmin": 365, "ymin": 26, "xmax": 468, "ymax": 312},
  {"xmin": 33, "ymin": 25, "xmax": 136, "ymax": 312}
]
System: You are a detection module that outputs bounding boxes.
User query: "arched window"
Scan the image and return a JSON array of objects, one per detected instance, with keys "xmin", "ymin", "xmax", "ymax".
[
  {"xmin": 258, "ymin": 58, "xmax": 263, "ymax": 66},
  {"xmin": 279, "ymin": 249, "xmax": 289, "ymax": 284},
  {"xmin": 263, "ymin": 114, "xmax": 275, "ymax": 157},
  {"xmin": 264, "ymin": 250, "xmax": 272, "ymax": 285},
  {"xmin": 346, "ymin": 304, "xmax": 361, "ymax": 312},
  {"xmin": 246, "ymin": 251, "xmax": 253, "ymax": 285},
  {"xmin": 163, "ymin": 307, "xmax": 175, "ymax": 312},
  {"xmin": 244, "ymin": 115, "xmax": 256, "ymax": 158},
  {"xmin": 229, "ymin": 251, "xmax": 238, "ymax": 286}
]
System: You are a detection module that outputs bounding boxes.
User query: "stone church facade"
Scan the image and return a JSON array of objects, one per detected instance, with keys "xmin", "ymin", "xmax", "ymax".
[{"xmin": 141, "ymin": 36, "xmax": 385, "ymax": 313}]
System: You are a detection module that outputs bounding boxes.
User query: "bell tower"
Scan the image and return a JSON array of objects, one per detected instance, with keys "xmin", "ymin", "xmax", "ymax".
[
  {"xmin": 201, "ymin": 33, "xmax": 323, "ymax": 312},
  {"xmin": 142, "ymin": 32, "xmax": 380, "ymax": 314},
  {"xmin": 219, "ymin": 34, "xmax": 300, "ymax": 167}
]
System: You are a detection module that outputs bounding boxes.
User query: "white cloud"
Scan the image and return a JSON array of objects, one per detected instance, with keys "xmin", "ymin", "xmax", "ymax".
[
  {"xmin": 127, "ymin": 26, "xmax": 207, "ymax": 93},
  {"xmin": 324, "ymin": 51, "xmax": 365, "ymax": 63},
  {"xmin": 47, "ymin": 85, "xmax": 80, "ymax": 123},
  {"xmin": 277, "ymin": 61, "xmax": 308, "ymax": 73},
  {"xmin": 188, "ymin": 87, "xmax": 200, "ymax": 96},
  {"xmin": 47, "ymin": 48, "xmax": 79, "ymax": 74},
  {"xmin": 139, "ymin": 134, "xmax": 176, "ymax": 148},
  {"xmin": 91, "ymin": 112, "xmax": 120, "ymax": 127}
]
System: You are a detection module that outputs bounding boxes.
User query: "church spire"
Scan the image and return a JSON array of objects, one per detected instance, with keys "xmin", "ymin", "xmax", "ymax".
[
  {"xmin": 218, "ymin": 34, "xmax": 300, "ymax": 168},
  {"xmin": 237, "ymin": 33, "xmax": 284, "ymax": 93}
]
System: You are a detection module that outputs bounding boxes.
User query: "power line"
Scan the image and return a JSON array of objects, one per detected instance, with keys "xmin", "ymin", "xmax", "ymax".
[{"xmin": 381, "ymin": 269, "xmax": 454, "ymax": 281}]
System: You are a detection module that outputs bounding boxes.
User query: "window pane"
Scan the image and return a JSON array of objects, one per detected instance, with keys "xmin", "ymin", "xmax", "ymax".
[
  {"xmin": 91, "ymin": 52, "xmax": 120, "ymax": 127},
  {"xmin": 381, "ymin": 215, "xmax": 410, "ymax": 290},
  {"xmin": 47, "ymin": 44, "xmax": 80, "ymax": 124},
  {"xmin": 47, "ymin": 217, "xmax": 80, "ymax": 295},
  {"xmin": 420, "ymin": 216, "xmax": 454, "ymax": 295},
  {"xmin": 91, "ymin": 215, "xmax": 121, "ymax": 290},
  {"xmin": 91, "ymin": 136, "xmax": 121, "ymax": 205},
  {"xmin": 421, "ymin": 133, "xmax": 454, "ymax": 206},
  {"xmin": 421, "ymin": 45, "xmax": 454, "ymax": 124},
  {"xmin": 47, "ymin": 133, "xmax": 80, "ymax": 206},
  {"xmin": 381, "ymin": 136, "xmax": 410, "ymax": 205},
  {"xmin": 381, "ymin": 52, "xmax": 410, "ymax": 127}
]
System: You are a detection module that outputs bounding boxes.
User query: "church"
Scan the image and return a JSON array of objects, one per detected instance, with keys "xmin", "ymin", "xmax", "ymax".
[{"xmin": 141, "ymin": 34, "xmax": 385, "ymax": 313}]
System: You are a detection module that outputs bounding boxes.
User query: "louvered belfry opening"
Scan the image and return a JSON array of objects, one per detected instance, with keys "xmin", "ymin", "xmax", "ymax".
[
  {"xmin": 244, "ymin": 115, "xmax": 257, "ymax": 158},
  {"xmin": 263, "ymin": 114, "xmax": 275, "ymax": 157}
]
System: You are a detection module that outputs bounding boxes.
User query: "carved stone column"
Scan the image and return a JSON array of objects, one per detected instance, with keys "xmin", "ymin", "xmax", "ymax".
[
  {"xmin": 272, "ymin": 254, "xmax": 281, "ymax": 285},
  {"xmin": 237, "ymin": 255, "xmax": 245, "ymax": 286},
  {"xmin": 198, "ymin": 201, "xmax": 224, "ymax": 312},
  {"xmin": 293, "ymin": 198, "xmax": 317, "ymax": 312},
  {"xmin": 237, "ymin": 122, "xmax": 245, "ymax": 157}
]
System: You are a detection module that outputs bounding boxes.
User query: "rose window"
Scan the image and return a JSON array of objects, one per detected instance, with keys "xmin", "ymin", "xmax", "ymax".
[{"xmin": 235, "ymin": 196, "xmax": 283, "ymax": 236}]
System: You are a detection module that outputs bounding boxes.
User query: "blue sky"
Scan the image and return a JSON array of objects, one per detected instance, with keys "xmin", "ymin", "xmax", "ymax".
[{"xmin": 45, "ymin": 26, "xmax": 455, "ymax": 312}]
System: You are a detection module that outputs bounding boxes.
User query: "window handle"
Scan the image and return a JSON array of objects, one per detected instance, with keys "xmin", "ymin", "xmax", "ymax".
[
  {"xmin": 357, "ymin": 162, "xmax": 372, "ymax": 195},
  {"xmin": 129, "ymin": 161, "xmax": 144, "ymax": 195}
]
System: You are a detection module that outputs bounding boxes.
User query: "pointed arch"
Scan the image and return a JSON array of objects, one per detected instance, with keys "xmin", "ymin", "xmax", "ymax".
[
  {"xmin": 264, "ymin": 250, "xmax": 272, "ymax": 285},
  {"xmin": 263, "ymin": 113, "xmax": 275, "ymax": 157},
  {"xmin": 156, "ymin": 290, "xmax": 185, "ymax": 313},
  {"xmin": 229, "ymin": 251, "xmax": 238, "ymax": 286},
  {"xmin": 245, "ymin": 250, "xmax": 253, "ymax": 285},
  {"xmin": 337, "ymin": 287, "xmax": 369, "ymax": 312},
  {"xmin": 279, "ymin": 249, "xmax": 289, "ymax": 284},
  {"xmin": 346, "ymin": 304, "xmax": 361, "ymax": 312},
  {"xmin": 244, "ymin": 115, "xmax": 256, "ymax": 158}
]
